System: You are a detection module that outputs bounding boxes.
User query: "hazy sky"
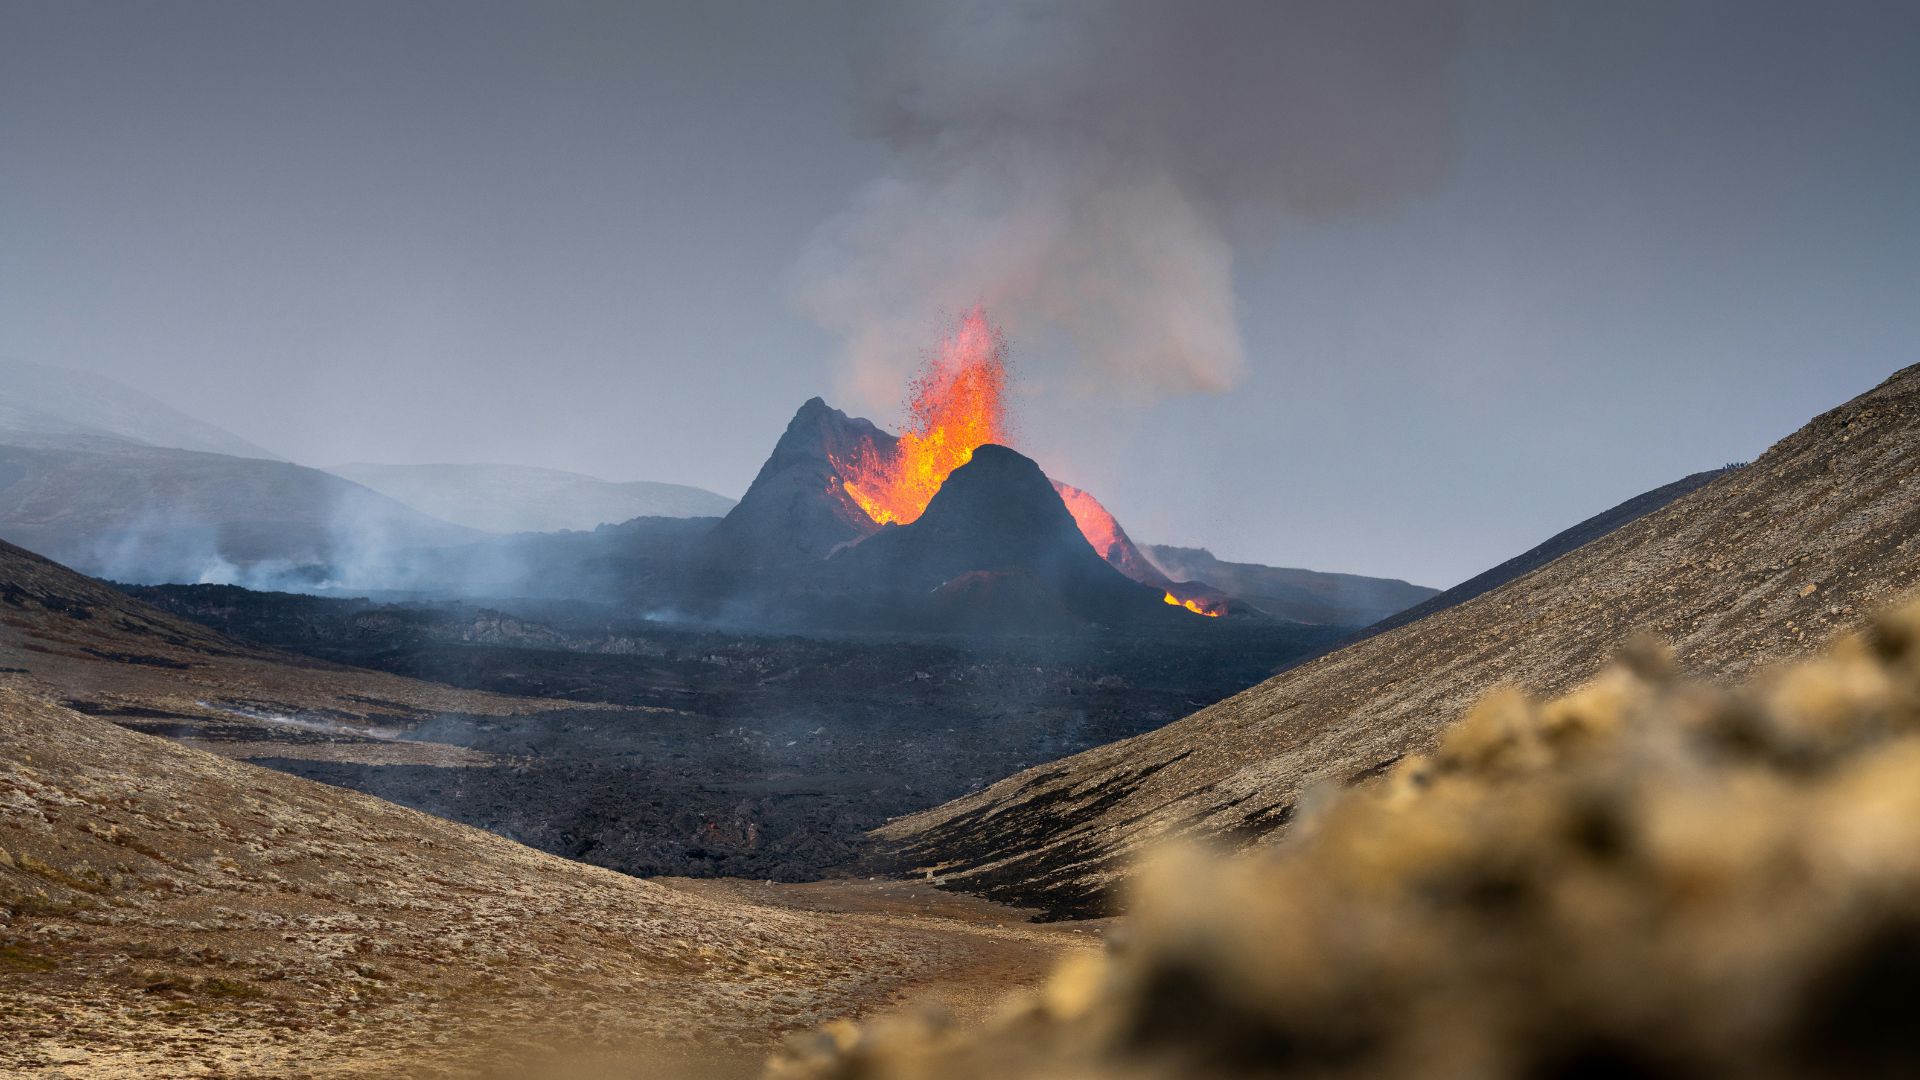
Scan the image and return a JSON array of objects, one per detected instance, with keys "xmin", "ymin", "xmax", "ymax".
[{"xmin": 4, "ymin": 1, "xmax": 1917, "ymax": 587}]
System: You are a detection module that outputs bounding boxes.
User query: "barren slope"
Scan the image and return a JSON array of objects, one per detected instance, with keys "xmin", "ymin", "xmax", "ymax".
[
  {"xmin": 0, "ymin": 688, "xmax": 1094, "ymax": 1078},
  {"xmin": 880, "ymin": 364, "xmax": 1920, "ymax": 917}
]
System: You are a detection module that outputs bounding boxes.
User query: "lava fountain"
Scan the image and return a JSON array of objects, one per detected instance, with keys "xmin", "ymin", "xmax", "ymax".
[
  {"xmin": 832, "ymin": 305, "xmax": 1010, "ymax": 526},
  {"xmin": 831, "ymin": 305, "xmax": 1221, "ymax": 617}
]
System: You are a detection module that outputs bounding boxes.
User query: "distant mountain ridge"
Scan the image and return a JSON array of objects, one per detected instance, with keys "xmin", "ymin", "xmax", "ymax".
[
  {"xmin": 0, "ymin": 356, "xmax": 279, "ymax": 460},
  {"xmin": 0, "ymin": 360, "xmax": 1440, "ymax": 630},
  {"xmin": 0, "ymin": 441, "xmax": 477, "ymax": 588},
  {"xmin": 327, "ymin": 462, "xmax": 736, "ymax": 534},
  {"xmin": 0, "ymin": 359, "xmax": 479, "ymax": 586},
  {"xmin": 1143, "ymin": 546, "xmax": 1436, "ymax": 628}
]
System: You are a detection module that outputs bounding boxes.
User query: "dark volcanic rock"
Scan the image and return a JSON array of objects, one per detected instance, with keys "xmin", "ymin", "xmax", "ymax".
[
  {"xmin": 120, "ymin": 578, "xmax": 1354, "ymax": 882},
  {"xmin": 706, "ymin": 398, "xmax": 893, "ymax": 571},
  {"xmin": 828, "ymin": 445, "xmax": 1179, "ymax": 630}
]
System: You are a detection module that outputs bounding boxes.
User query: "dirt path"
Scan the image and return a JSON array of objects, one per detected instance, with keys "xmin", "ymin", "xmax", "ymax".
[{"xmin": 662, "ymin": 876, "xmax": 1108, "ymax": 1035}]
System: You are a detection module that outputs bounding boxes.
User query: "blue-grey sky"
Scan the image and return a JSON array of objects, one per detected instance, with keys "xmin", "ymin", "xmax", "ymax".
[{"xmin": 3, "ymin": 1, "xmax": 1916, "ymax": 587}]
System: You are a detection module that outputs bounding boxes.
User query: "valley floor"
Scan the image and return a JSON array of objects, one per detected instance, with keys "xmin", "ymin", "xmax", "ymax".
[{"xmin": 0, "ymin": 689, "xmax": 1098, "ymax": 1080}]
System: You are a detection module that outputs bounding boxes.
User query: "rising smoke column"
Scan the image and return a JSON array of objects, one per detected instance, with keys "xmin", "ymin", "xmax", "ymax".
[{"xmin": 797, "ymin": 0, "xmax": 1468, "ymax": 409}]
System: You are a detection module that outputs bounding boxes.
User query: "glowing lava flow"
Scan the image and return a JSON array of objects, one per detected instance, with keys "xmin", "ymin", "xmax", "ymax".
[
  {"xmin": 1053, "ymin": 480, "xmax": 1122, "ymax": 560},
  {"xmin": 834, "ymin": 306, "xmax": 1010, "ymax": 526},
  {"xmin": 1164, "ymin": 591, "xmax": 1226, "ymax": 617}
]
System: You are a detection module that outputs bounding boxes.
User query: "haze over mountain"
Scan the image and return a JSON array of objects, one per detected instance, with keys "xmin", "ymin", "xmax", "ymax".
[
  {"xmin": 883, "ymin": 363, "xmax": 1920, "ymax": 917},
  {"xmin": 0, "ymin": 441, "xmax": 478, "ymax": 589},
  {"xmin": 0, "ymin": 535, "xmax": 538, "ymax": 727},
  {"xmin": 329, "ymin": 462, "xmax": 735, "ymax": 534},
  {"xmin": 0, "ymin": 359, "xmax": 483, "ymax": 588},
  {"xmin": 0, "ymin": 359, "xmax": 738, "ymax": 591},
  {"xmin": 0, "ymin": 356, "xmax": 278, "ymax": 460}
]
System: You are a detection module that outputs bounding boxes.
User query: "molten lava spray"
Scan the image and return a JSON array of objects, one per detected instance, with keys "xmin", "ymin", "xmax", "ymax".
[{"xmin": 835, "ymin": 305, "xmax": 1010, "ymax": 526}]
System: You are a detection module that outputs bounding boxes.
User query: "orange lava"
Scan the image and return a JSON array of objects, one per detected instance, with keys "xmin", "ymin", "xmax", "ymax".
[
  {"xmin": 1053, "ymin": 480, "xmax": 1122, "ymax": 560},
  {"xmin": 835, "ymin": 306, "xmax": 1010, "ymax": 527},
  {"xmin": 1163, "ymin": 591, "xmax": 1226, "ymax": 617}
]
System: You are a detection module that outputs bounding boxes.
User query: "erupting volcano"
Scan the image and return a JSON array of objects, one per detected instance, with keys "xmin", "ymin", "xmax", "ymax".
[
  {"xmin": 814, "ymin": 305, "xmax": 1227, "ymax": 619},
  {"xmin": 832, "ymin": 305, "xmax": 1010, "ymax": 527}
]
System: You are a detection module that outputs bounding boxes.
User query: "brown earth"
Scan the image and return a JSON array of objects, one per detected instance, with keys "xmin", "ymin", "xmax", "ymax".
[
  {"xmin": 880, "ymin": 363, "xmax": 1920, "ymax": 917},
  {"xmin": 0, "ymin": 687, "xmax": 1094, "ymax": 1079}
]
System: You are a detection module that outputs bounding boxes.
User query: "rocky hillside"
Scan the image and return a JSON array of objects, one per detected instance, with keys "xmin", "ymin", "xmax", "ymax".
[
  {"xmin": 328, "ymin": 462, "xmax": 735, "ymax": 533},
  {"xmin": 1352, "ymin": 465, "xmax": 1735, "ymax": 640},
  {"xmin": 0, "ymin": 688, "xmax": 1093, "ymax": 1078},
  {"xmin": 707, "ymin": 397, "xmax": 896, "ymax": 572},
  {"xmin": 826, "ymin": 446, "xmax": 1183, "ymax": 632},
  {"xmin": 879, "ymin": 364, "xmax": 1920, "ymax": 917}
]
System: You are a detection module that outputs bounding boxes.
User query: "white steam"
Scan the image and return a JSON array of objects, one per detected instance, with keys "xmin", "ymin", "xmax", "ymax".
[{"xmin": 798, "ymin": 0, "xmax": 1467, "ymax": 406}]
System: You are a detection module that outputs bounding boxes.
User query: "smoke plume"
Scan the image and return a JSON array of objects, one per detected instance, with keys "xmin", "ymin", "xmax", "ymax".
[{"xmin": 797, "ymin": 0, "xmax": 1468, "ymax": 407}]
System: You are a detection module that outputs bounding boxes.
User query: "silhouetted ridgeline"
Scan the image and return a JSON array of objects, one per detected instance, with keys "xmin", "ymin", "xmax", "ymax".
[{"xmin": 1354, "ymin": 464, "xmax": 1739, "ymax": 641}]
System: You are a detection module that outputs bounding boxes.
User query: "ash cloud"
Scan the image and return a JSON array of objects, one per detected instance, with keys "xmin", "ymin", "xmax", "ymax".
[{"xmin": 797, "ymin": 0, "xmax": 1468, "ymax": 407}]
